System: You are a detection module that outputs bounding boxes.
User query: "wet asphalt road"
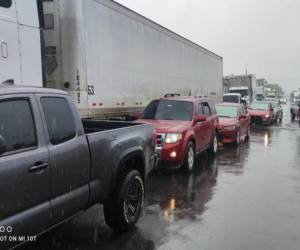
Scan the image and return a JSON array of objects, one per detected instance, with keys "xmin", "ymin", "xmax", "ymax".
[{"xmin": 20, "ymin": 105, "xmax": 300, "ymax": 250}]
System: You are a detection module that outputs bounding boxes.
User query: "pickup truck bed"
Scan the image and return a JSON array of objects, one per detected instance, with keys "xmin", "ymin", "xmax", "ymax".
[{"xmin": 82, "ymin": 119, "xmax": 139, "ymax": 133}]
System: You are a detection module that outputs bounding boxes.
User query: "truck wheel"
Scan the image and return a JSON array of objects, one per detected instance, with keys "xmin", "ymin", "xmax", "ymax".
[
  {"xmin": 103, "ymin": 170, "xmax": 144, "ymax": 231},
  {"xmin": 208, "ymin": 133, "xmax": 218, "ymax": 155},
  {"xmin": 183, "ymin": 142, "xmax": 195, "ymax": 172}
]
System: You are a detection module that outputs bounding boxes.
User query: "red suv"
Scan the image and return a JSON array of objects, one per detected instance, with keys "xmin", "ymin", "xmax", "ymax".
[{"xmin": 138, "ymin": 95, "xmax": 219, "ymax": 171}]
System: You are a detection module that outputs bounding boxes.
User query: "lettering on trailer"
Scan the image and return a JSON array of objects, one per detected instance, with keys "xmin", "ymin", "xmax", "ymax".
[{"xmin": 88, "ymin": 85, "xmax": 95, "ymax": 96}]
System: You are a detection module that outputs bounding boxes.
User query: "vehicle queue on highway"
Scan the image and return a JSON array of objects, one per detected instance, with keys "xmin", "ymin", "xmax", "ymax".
[{"xmin": 139, "ymin": 92, "xmax": 287, "ymax": 173}]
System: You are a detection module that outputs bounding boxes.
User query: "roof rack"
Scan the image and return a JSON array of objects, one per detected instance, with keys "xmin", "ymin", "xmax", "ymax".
[{"xmin": 164, "ymin": 93, "xmax": 181, "ymax": 98}]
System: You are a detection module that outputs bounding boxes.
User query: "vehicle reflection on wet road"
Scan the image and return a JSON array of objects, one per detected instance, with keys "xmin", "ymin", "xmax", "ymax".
[{"xmin": 20, "ymin": 105, "xmax": 300, "ymax": 250}]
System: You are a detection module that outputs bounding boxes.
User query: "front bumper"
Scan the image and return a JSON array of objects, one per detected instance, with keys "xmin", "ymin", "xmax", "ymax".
[
  {"xmin": 219, "ymin": 130, "xmax": 238, "ymax": 143},
  {"xmin": 155, "ymin": 142, "xmax": 185, "ymax": 169},
  {"xmin": 251, "ymin": 115, "xmax": 271, "ymax": 125}
]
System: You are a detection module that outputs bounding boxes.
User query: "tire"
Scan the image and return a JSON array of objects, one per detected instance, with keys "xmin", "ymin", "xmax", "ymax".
[
  {"xmin": 245, "ymin": 126, "xmax": 250, "ymax": 141},
  {"xmin": 103, "ymin": 170, "xmax": 144, "ymax": 231},
  {"xmin": 183, "ymin": 142, "xmax": 195, "ymax": 172},
  {"xmin": 291, "ymin": 113, "xmax": 296, "ymax": 121},
  {"xmin": 208, "ymin": 133, "xmax": 218, "ymax": 155}
]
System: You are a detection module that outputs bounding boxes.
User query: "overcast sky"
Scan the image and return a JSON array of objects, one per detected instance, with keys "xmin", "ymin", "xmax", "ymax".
[{"xmin": 116, "ymin": 0, "xmax": 300, "ymax": 92}]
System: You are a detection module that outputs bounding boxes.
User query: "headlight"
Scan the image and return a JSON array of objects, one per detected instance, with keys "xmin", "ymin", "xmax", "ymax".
[
  {"xmin": 223, "ymin": 125, "xmax": 236, "ymax": 131},
  {"xmin": 265, "ymin": 114, "xmax": 270, "ymax": 118},
  {"xmin": 165, "ymin": 133, "xmax": 182, "ymax": 144}
]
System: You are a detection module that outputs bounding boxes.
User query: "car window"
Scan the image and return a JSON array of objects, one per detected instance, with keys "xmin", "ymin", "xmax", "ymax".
[
  {"xmin": 0, "ymin": 99, "xmax": 37, "ymax": 154},
  {"xmin": 196, "ymin": 103, "xmax": 204, "ymax": 115},
  {"xmin": 202, "ymin": 102, "xmax": 211, "ymax": 117},
  {"xmin": 208, "ymin": 101, "xmax": 217, "ymax": 114},
  {"xmin": 143, "ymin": 100, "xmax": 194, "ymax": 121},
  {"xmin": 223, "ymin": 95, "xmax": 240, "ymax": 103},
  {"xmin": 0, "ymin": 0, "xmax": 12, "ymax": 8},
  {"xmin": 41, "ymin": 97, "xmax": 76, "ymax": 145}
]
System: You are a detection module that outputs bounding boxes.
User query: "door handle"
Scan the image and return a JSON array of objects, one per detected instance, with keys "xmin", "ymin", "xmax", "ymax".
[{"xmin": 28, "ymin": 162, "xmax": 48, "ymax": 173}]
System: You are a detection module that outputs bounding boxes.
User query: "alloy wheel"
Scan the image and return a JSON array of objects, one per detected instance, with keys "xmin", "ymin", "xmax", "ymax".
[{"xmin": 124, "ymin": 176, "xmax": 144, "ymax": 223}]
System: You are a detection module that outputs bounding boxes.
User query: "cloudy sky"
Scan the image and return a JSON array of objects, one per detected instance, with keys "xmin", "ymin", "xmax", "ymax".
[{"xmin": 116, "ymin": 0, "xmax": 300, "ymax": 92}]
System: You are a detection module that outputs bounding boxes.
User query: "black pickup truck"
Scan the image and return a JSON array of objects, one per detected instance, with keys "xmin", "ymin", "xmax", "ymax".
[{"xmin": 0, "ymin": 85, "xmax": 155, "ymax": 249}]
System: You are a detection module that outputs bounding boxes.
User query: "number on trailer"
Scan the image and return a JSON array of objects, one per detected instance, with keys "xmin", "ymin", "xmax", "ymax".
[{"xmin": 88, "ymin": 85, "xmax": 95, "ymax": 95}]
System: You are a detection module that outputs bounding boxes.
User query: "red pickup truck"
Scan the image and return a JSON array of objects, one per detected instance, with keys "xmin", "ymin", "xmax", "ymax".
[{"xmin": 138, "ymin": 95, "xmax": 219, "ymax": 171}]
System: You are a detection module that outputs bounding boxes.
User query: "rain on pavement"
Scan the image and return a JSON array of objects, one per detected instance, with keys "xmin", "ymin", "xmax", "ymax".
[{"xmin": 20, "ymin": 105, "xmax": 300, "ymax": 250}]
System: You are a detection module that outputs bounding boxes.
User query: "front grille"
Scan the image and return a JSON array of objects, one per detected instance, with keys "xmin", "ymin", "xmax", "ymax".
[
  {"xmin": 156, "ymin": 133, "xmax": 166, "ymax": 148},
  {"xmin": 251, "ymin": 116, "xmax": 262, "ymax": 124}
]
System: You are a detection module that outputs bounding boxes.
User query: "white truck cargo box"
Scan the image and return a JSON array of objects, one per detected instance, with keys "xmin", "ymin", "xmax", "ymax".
[{"xmin": 43, "ymin": 0, "xmax": 223, "ymax": 118}]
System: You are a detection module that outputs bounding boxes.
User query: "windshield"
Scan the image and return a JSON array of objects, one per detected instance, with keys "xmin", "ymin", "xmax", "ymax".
[
  {"xmin": 216, "ymin": 105, "xmax": 238, "ymax": 118},
  {"xmin": 223, "ymin": 95, "xmax": 240, "ymax": 103},
  {"xmin": 249, "ymin": 102, "xmax": 269, "ymax": 110},
  {"xmin": 229, "ymin": 89, "xmax": 248, "ymax": 97},
  {"xmin": 142, "ymin": 100, "xmax": 194, "ymax": 121}
]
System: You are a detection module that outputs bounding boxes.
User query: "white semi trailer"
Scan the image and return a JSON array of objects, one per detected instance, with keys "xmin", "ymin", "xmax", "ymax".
[{"xmin": 1, "ymin": 0, "xmax": 223, "ymax": 118}]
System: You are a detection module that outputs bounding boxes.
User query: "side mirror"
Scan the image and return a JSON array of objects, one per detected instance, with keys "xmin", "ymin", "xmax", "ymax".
[
  {"xmin": 239, "ymin": 114, "xmax": 247, "ymax": 119},
  {"xmin": 0, "ymin": 135, "xmax": 6, "ymax": 155},
  {"xmin": 270, "ymin": 108, "xmax": 274, "ymax": 112},
  {"xmin": 195, "ymin": 114, "xmax": 206, "ymax": 123}
]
